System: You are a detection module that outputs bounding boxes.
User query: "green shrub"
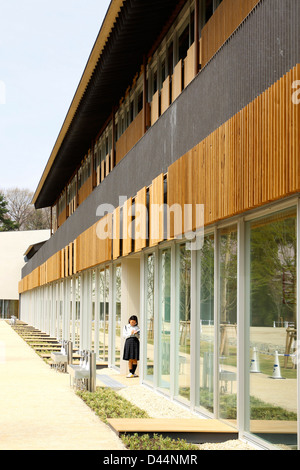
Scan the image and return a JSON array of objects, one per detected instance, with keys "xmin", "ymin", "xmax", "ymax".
[
  {"xmin": 76, "ymin": 387, "xmax": 199, "ymax": 450},
  {"xmin": 76, "ymin": 387, "xmax": 149, "ymax": 423},
  {"xmin": 122, "ymin": 433, "xmax": 199, "ymax": 451}
]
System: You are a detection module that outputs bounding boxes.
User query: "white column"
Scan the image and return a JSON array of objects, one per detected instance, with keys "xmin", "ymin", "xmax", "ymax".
[
  {"xmin": 120, "ymin": 258, "xmax": 140, "ymax": 375},
  {"xmin": 94, "ymin": 269, "xmax": 100, "ymax": 358}
]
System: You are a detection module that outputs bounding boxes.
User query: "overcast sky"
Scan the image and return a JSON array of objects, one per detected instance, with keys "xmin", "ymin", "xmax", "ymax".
[{"xmin": 0, "ymin": 0, "xmax": 111, "ymax": 194}]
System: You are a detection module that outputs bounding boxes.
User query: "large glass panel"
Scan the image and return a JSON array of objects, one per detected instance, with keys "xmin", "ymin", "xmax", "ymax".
[
  {"xmin": 145, "ymin": 253, "xmax": 155, "ymax": 383},
  {"xmin": 99, "ymin": 267, "xmax": 110, "ymax": 362},
  {"xmin": 75, "ymin": 276, "xmax": 81, "ymax": 349},
  {"xmin": 196, "ymin": 233, "xmax": 215, "ymax": 414},
  {"xmin": 158, "ymin": 248, "xmax": 171, "ymax": 393},
  {"xmin": 69, "ymin": 279, "xmax": 73, "ymax": 343},
  {"xmin": 114, "ymin": 264, "xmax": 122, "ymax": 368},
  {"xmin": 176, "ymin": 243, "xmax": 191, "ymax": 403},
  {"xmin": 219, "ymin": 225, "xmax": 238, "ymax": 424},
  {"xmin": 91, "ymin": 270, "xmax": 96, "ymax": 352},
  {"xmin": 247, "ymin": 208, "xmax": 297, "ymax": 449},
  {"xmin": 0, "ymin": 300, "xmax": 19, "ymax": 319}
]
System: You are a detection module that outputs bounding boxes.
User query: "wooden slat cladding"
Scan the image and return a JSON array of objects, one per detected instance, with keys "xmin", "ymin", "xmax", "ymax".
[
  {"xmin": 19, "ymin": 250, "xmax": 62, "ymax": 292},
  {"xmin": 122, "ymin": 198, "xmax": 133, "ymax": 257},
  {"xmin": 172, "ymin": 60, "xmax": 183, "ymax": 102},
  {"xmin": 167, "ymin": 64, "xmax": 300, "ymax": 235},
  {"xmin": 184, "ymin": 42, "xmax": 196, "ymax": 88},
  {"xmin": 77, "ymin": 213, "xmax": 112, "ymax": 271},
  {"xmin": 57, "ymin": 206, "xmax": 67, "ymax": 228},
  {"xmin": 149, "ymin": 173, "xmax": 164, "ymax": 246},
  {"xmin": 115, "ymin": 104, "xmax": 150, "ymax": 164},
  {"xmin": 46, "ymin": 251, "xmax": 62, "ymax": 284},
  {"xmin": 113, "ymin": 206, "xmax": 121, "ymax": 260},
  {"xmin": 134, "ymin": 187, "xmax": 147, "ymax": 253},
  {"xmin": 78, "ymin": 175, "xmax": 93, "ymax": 205},
  {"xmin": 161, "ymin": 76, "xmax": 170, "ymax": 115},
  {"xmin": 151, "ymin": 90, "xmax": 160, "ymax": 125},
  {"xmin": 19, "ymin": 65, "xmax": 300, "ymax": 293},
  {"xmin": 201, "ymin": 0, "xmax": 260, "ymax": 67}
]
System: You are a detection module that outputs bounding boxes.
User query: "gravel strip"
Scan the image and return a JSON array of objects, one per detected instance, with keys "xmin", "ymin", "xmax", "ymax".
[{"xmin": 116, "ymin": 384, "xmax": 256, "ymax": 450}]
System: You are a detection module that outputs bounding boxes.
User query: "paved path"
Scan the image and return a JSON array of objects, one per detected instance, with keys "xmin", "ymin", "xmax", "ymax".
[{"xmin": 0, "ymin": 320, "xmax": 126, "ymax": 450}]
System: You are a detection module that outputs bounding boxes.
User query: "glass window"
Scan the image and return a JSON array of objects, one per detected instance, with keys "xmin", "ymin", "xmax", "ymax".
[
  {"xmin": 99, "ymin": 267, "xmax": 110, "ymax": 362},
  {"xmin": 158, "ymin": 248, "xmax": 171, "ymax": 393},
  {"xmin": 0, "ymin": 299, "xmax": 19, "ymax": 319},
  {"xmin": 196, "ymin": 233, "xmax": 215, "ymax": 414},
  {"xmin": 75, "ymin": 276, "xmax": 81, "ymax": 349},
  {"xmin": 114, "ymin": 264, "xmax": 122, "ymax": 368},
  {"xmin": 145, "ymin": 253, "xmax": 155, "ymax": 383},
  {"xmin": 219, "ymin": 225, "xmax": 238, "ymax": 424},
  {"xmin": 176, "ymin": 243, "xmax": 191, "ymax": 403},
  {"xmin": 246, "ymin": 208, "xmax": 297, "ymax": 449}
]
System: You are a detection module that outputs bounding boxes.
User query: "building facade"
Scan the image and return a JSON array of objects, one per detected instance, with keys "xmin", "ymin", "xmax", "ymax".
[
  {"xmin": 19, "ymin": 0, "xmax": 300, "ymax": 449},
  {"xmin": 0, "ymin": 230, "xmax": 50, "ymax": 318}
]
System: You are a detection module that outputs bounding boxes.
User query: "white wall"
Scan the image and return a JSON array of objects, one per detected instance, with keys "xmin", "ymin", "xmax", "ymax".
[
  {"xmin": 0, "ymin": 230, "xmax": 50, "ymax": 300},
  {"xmin": 120, "ymin": 257, "xmax": 140, "ymax": 374}
]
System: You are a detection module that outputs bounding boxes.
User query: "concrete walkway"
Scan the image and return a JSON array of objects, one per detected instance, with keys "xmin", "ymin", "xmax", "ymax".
[{"xmin": 0, "ymin": 320, "xmax": 126, "ymax": 450}]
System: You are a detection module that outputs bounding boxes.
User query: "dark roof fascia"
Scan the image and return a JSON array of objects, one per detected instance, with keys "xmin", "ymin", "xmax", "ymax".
[{"xmin": 34, "ymin": 0, "xmax": 184, "ymax": 209}]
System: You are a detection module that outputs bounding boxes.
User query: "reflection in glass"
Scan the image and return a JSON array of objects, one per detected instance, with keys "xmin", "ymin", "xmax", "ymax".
[
  {"xmin": 114, "ymin": 265, "xmax": 122, "ymax": 368},
  {"xmin": 219, "ymin": 226, "xmax": 237, "ymax": 424},
  {"xmin": 58, "ymin": 282, "xmax": 63, "ymax": 342},
  {"xmin": 158, "ymin": 248, "xmax": 171, "ymax": 393},
  {"xmin": 99, "ymin": 267, "xmax": 109, "ymax": 362},
  {"xmin": 247, "ymin": 208, "xmax": 297, "ymax": 449},
  {"xmin": 0, "ymin": 299, "xmax": 19, "ymax": 319},
  {"xmin": 69, "ymin": 279, "xmax": 73, "ymax": 343},
  {"xmin": 91, "ymin": 270, "xmax": 96, "ymax": 352},
  {"xmin": 75, "ymin": 276, "xmax": 81, "ymax": 349},
  {"xmin": 176, "ymin": 243, "xmax": 191, "ymax": 403},
  {"xmin": 197, "ymin": 234, "xmax": 214, "ymax": 414},
  {"xmin": 145, "ymin": 253, "xmax": 155, "ymax": 382}
]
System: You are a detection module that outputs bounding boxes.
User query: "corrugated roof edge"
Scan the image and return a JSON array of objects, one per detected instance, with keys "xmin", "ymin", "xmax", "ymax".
[{"xmin": 32, "ymin": 0, "xmax": 125, "ymax": 207}]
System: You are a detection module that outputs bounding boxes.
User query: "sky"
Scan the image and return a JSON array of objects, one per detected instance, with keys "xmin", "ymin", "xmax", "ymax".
[{"xmin": 0, "ymin": 0, "xmax": 111, "ymax": 194}]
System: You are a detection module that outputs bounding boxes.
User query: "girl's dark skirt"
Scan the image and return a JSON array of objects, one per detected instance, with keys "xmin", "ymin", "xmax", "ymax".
[{"xmin": 123, "ymin": 336, "xmax": 140, "ymax": 361}]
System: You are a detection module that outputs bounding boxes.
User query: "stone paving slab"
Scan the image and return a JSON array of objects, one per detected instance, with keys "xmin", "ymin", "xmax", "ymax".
[{"xmin": 0, "ymin": 321, "xmax": 126, "ymax": 450}]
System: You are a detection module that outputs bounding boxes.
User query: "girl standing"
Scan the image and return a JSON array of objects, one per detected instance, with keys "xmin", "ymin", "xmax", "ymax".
[{"xmin": 123, "ymin": 315, "xmax": 140, "ymax": 377}]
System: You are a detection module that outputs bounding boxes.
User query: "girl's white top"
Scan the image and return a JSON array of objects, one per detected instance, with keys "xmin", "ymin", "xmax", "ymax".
[{"xmin": 123, "ymin": 324, "xmax": 140, "ymax": 339}]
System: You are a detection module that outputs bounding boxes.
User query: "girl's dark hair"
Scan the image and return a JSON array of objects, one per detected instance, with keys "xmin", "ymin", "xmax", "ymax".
[{"xmin": 128, "ymin": 315, "xmax": 138, "ymax": 325}]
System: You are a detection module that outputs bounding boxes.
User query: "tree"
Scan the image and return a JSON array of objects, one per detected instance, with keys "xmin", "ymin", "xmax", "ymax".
[
  {"xmin": 250, "ymin": 216, "xmax": 296, "ymax": 327},
  {"xmin": 1, "ymin": 188, "xmax": 50, "ymax": 231},
  {"xmin": 0, "ymin": 193, "xmax": 19, "ymax": 231}
]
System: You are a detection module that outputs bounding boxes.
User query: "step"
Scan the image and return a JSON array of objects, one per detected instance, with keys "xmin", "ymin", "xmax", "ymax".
[{"xmin": 107, "ymin": 418, "xmax": 238, "ymax": 444}]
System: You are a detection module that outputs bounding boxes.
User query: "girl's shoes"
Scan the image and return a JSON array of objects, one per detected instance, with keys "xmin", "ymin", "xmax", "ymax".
[{"xmin": 126, "ymin": 373, "xmax": 134, "ymax": 378}]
